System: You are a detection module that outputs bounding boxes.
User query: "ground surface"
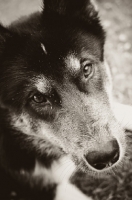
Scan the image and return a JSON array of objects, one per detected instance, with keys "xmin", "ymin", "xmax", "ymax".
[
  {"xmin": 97, "ymin": 0, "xmax": 132, "ymax": 105},
  {"xmin": 0, "ymin": 0, "xmax": 132, "ymax": 200}
]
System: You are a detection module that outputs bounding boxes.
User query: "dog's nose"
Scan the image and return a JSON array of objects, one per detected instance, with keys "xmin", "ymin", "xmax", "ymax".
[{"xmin": 85, "ymin": 140, "xmax": 119, "ymax": 170}]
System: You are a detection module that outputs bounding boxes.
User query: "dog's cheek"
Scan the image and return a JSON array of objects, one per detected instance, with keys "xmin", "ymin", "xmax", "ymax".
[
  {"xmin": 10, "ymin": 113, "xmax": 35, "ymax": 136},
  {"xmin": 10, "ymin": 112, "xmax": 65, "ymax": 153}
]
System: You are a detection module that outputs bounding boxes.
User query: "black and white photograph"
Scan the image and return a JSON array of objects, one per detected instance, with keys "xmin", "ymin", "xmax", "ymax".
[{"xmin": 0, "ymin": 0, "xmax": 132, "ymax": 200}]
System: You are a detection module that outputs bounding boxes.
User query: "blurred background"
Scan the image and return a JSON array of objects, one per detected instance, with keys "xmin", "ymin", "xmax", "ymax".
[
  {"xmin": 0, "ymin": 0, "xmax": 132, "ymax": 200},
  {"xmin": 0, "ymin": 0, "xmax": 132, "ymax": 105}
]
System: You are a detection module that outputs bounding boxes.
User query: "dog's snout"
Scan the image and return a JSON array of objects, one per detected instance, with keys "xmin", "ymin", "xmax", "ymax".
[{"xmin": 85, "ymin": 140, "xmax": 120, "ymax": 170}]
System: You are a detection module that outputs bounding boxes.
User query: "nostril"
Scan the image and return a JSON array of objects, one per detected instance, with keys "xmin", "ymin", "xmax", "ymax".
[
  {"xmin": 85, "ymin": 140, "xmax": 120, "ymax": 170},
  {"xmin": 93, "ymin": 163, "xmax": 108, "ymax": 170},
  {"xmin": 111, "ymin": 150, "xmax": 119, "ymax": 164}
]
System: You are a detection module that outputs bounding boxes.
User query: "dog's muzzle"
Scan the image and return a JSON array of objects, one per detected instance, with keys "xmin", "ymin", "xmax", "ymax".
[{"xmin": 84, "ymin": 139, "xmax": 120, "ymax": 170}]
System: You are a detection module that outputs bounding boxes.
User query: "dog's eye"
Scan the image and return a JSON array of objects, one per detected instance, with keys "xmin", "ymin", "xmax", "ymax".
[
  {"xmin": 83, "ymin": 63, "xmax": 93, "ymax": 78},
  {"xmin": 33, "ymin": 93, "xmax": 48, "ymax": 104}
]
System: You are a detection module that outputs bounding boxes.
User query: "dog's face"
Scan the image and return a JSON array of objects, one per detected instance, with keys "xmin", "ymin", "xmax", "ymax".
[{"xmin": 0, "ymin": 0, "xmax": 126, "ymax": 174}]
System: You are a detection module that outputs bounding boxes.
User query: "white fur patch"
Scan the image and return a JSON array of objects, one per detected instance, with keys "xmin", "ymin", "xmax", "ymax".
[
  {"xmin": 41, "ymin": 43, "xmax": 47, "ymax": 54},
  {"xmin": 55, "ymin": 182, "xmax": 92, "ymax": 200},
  {"xmin": 33, "ymin": 157, "xmax": 92, "ymax": 200},
  {"xmin": 33, "ymin": 75, "xmax": 51, "ymax": 94},
  {"xmin": 33, "ymin": 156, "xmax": 76, "ymax": 185},
  {"xmin": 90, "ymin": 0, "xmax": 98, "ymax": 12},
  {"xmin": 35, "ymin": 79, "xmax": 46, "ymax": 93},
  {"xmin": 65, "ymin": 54, "xmax": 80, "ymax": 74}
]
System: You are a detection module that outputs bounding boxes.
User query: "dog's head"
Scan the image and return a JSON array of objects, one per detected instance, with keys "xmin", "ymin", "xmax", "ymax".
[{"xmin": 0, "ymin": 0, "xmax": 125, "ymax": 174}]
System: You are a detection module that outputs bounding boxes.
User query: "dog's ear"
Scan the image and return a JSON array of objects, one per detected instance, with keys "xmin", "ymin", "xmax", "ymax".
[{"xmin": 43, "ymin": 0, "xmax": 98, "ymax": 19}]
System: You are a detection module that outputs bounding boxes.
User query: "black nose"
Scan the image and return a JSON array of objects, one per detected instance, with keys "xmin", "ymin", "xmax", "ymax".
[{"xmin": 85, "ymin": 140, "xmax": 119, "ymax": 170}]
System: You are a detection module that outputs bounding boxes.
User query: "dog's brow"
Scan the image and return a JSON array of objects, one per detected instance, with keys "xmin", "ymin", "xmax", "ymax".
[
  {"xmin": 41, "ymin": 43, "xmax": 47, "ymax": 55},
  {"xmin": 33, "ymin": 76, "xmax": 51, "ymax": 94},
  {"xmin": 65, "ymin": 55, "xmax": 80, "ymax": 73}
]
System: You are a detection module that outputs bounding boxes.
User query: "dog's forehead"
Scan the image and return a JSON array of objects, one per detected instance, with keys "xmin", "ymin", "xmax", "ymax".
[
  {"xmin": 70, "ymin": 31, "xmax": 103, "ymax": 60},
  {"xmin": 40, "ymin": 32, "xmax": 102, "ymax": 70},
  {"xmin": 29, "ymin": 55, "xmax": 79, "ymax": 93}
]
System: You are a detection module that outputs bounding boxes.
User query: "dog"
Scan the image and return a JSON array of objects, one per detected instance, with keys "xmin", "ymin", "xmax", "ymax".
[{"xmin": 0, "ymin": 0, "xmax": 132, "ymax": 199}]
